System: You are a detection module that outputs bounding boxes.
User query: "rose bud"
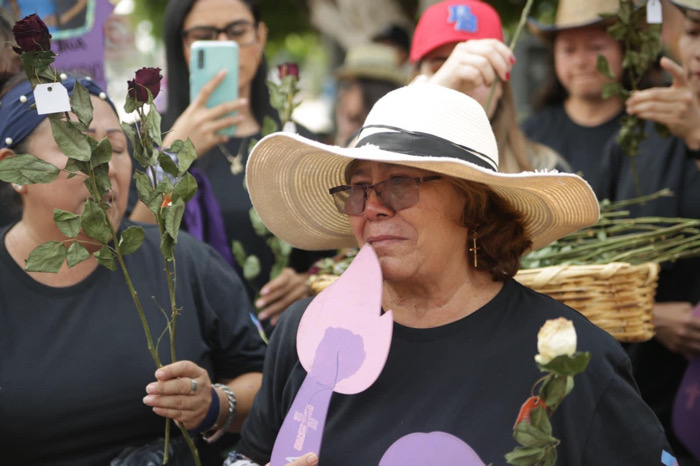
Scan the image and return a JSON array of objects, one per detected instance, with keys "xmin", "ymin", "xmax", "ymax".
[
  {"xmin": 127, "ymin": 67, "xmax": 163, "ymax": 103},
  {"xmin": 534, "ymin": 317, "xmax": 577, "ymax": 366},
  {"xmin": 12, "ymin": 14, "xmax": 52, "ymax": 54},
  {"xmin": 277, "ymin": 62, "xmax": 299, "ymax": 80}
]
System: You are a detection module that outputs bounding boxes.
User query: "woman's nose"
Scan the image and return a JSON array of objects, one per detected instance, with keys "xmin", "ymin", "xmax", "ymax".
[{"xmin": 363, "ymin": 189, "xmax": 393, "ymax": 218}]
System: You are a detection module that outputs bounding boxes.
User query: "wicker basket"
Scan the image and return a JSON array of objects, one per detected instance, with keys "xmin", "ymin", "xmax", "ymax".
[
  {"xmin": 514, "ymin": 262, "xmax": 660, "ymax": 342},
  {"xmin": 308, "ymin": 262, "xmax": 660, "ymax": 343}
]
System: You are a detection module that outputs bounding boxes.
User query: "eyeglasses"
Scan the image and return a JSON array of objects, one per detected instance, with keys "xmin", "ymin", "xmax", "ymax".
[
  {"xmin": 329, "ymin": 176, "xmax": 442, "ymax": 215},
  {"xmin": 181, "ymin": 20, "xmax": 258, "ymax": 47}
]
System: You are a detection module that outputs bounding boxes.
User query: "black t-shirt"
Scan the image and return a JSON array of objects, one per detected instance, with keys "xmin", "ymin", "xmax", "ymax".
[
  {"xmin": 597, "ymin": 126, "xmax": 700, "ymax": 463},
  {"xmin": 0, "ymin": 221, "xmax": 267, "ymax": 465},
  {"xmin": 521, "ymin": 105, "xmax": 624, "ymax": 194},
  {"xmin": 191, "ymin": 132, "xmax": 330, "ymax": 298},
  {"xmin": 239, "ymin": 279, "xmax": 671, "ymax": 465}
]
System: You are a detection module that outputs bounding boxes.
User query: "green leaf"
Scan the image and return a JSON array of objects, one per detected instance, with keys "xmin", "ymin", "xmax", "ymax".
[
  {"xmin": 175, "ymin": 139, "xmax": 197, "ymax": 175},
  {"xmin": 542, "ymin": 447, "xmax": 558, "ymax": 466},
  {"xmin": 504, "ymin": 446, "xmax": 546, "ymax": 465},
  {"xmin": 261, "ymin": 115, "xmax": 279, "ymax": 137},
  {"xmin": 81, "ymin": 200, "xmax": 111, "ymax": 244},
  {"xmin": 602, "ymin": 82, "xmax": 622, "ymax": 99},
  {"xmin": 539, "ymin": 375, "xmax": 569, "ymax": 411},
  {"xmin": 119, "ymin": 225, "xmax": 145, "ymax": 256},
  {"xmin": 529, "ymin": 405, "xmax": 552, "ymax": 436},
  {"xmin": 0, "ymin": 153, "xmax": 60, "ymax": 185},
  {"xmin": 173, "ymin": 171, "xmax": 197, "ymax": 204},
  {"xmin": 539, "ymin": 352, "xmax": 591, "ymax": 377},
  {"xmin": 597, "ymin": 55, "xmax": 615, "ymax": 80},
  {"xmin": 249, "ymin": 208, "xmax": 269, "ymax": 236},
  {"xmin": 64, "ymin": 157, "xmax": 88, "ymax": 176},
  {"xmin": 66, "ymin": 241, "xmax": 90, "ymax": 267},
  {"xmin": 53, "ymin": 209, "xmax": 81, "ymax": 238},
  {"xmin": 91, "ymin": 138, "xmax": 113, "ymax": 167},
  {"xmin": 49, "ymin": 119, "xmax": 92, "ymax": 161},
  {"xmin": 24, "ymin": 241, "xmax": 66, "ymax": 273},
  {"xmin": 164, "ymin": 198, "xmax": 186, "ymax": 242},
  {"xmin": 513, "ymin": 420, "xmax": 558, "ymax": 448},
  {"xmin": 243, "ymin": 255, "xmax": 261, "ymax": 281},
  {"xmin": 145, "ymin": 106, "xmax": 163, "ymax": 147},
  {"xmin": 70, "ymin": 81, "xmax": 93, "ymax": 127},
  {"xmin": 123, "ymin": 96, "xmax": 140, "ymax": 114},
  {"xmin": 160, "ymin": 233, "xmax": 174, "ymax": 261},
  {"xmin": 90, "ymin": 163, "xmax": 112, "ymax": 201},
  {"xmin": 94, "ymin": 246, "xmax": 117, "ymax": 270},
  {"xmin": 279, "ymin": 240, "xmax": 292, "ymax": 256},
  {"xmin": 158, "ymin": 151, "xmax": 180, "ymax": 177},
  {"xmin": 133, "ymin": 171, "xmax": 157, "ymax": 210},
  {"xmin": 232, "ymin": 240, "xmax": 247, "ymax": 267}
]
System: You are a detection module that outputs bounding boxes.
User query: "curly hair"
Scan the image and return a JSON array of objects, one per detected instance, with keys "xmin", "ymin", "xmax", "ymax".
[{"xmin": 449, "ymin": 178, "xmax": 532, "ymax": 280}]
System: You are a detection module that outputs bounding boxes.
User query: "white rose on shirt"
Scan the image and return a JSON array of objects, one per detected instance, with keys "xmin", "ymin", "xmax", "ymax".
[{"xmin": 534, "ymin": 318, "xmax": 577, "ymax": 365}]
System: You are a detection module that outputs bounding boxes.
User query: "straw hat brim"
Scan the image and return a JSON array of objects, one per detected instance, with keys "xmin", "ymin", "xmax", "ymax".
[
  {"xmin": 246, "ymin": 132, "xmax": 600, "ymax": 252},
  {"xmin": 527, "ymin": 16, "xmax": 616, "ymax": 42}
]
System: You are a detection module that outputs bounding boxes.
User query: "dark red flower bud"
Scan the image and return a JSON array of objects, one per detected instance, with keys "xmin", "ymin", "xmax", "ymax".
[
  {"xmin": 277, "ymin": 62, "xmax": 299, "ymax": 80},
  {"xmin": 127, "ymin": 67, "xmax": 163, "ymax": 103},
  {"xmin": 12, "ymin": 14, "xmax": 52, "ymax": 54}
]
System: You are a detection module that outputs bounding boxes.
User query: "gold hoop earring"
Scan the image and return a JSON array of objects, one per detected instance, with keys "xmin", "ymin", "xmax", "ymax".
[{"xmin": 469, "ymin": 233, "xmax": 479, "ymax": 269}]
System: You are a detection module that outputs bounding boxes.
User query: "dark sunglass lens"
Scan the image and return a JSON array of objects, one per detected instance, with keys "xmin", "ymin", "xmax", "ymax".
[
  {"xmin": 378, "ymin": 178, "xmax": 419, "ymax": 211},
  {"xmin": 344, "ymin": 186, "xmax": 367, "ymax": 215}
]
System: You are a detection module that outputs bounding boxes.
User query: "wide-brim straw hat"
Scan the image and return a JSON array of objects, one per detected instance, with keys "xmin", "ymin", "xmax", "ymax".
[
  {"xmin": 335, "ymin": 43, "xmax": 407, "ymax": 86},
  {"xmin": 669, "ymin": 0, "xmax": 700, "ymax": 12},
  {"xmin": 246, "ymin": 83, "xmax": 599, "ymax": 251},
  {"xmin": 528, "ymin": 0, "xmax": 621, "ymax": 41}
]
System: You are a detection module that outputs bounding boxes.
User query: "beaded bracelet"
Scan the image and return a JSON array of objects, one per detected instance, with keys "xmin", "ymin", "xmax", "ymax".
[{"xmin": 203, "ymin": 383, "xmax": 236, "ymax": 443}]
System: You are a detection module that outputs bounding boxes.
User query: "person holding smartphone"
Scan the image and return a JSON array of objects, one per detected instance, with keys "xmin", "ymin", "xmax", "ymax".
[{"xmin": 138, "ymin": 0, "xmax": 326, "ymax": 326}]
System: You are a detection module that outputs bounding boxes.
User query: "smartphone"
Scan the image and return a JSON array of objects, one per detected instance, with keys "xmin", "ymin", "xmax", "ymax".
[{"xmin": 189, "ymin": 40, "xmax": 239, "ymax": 136}]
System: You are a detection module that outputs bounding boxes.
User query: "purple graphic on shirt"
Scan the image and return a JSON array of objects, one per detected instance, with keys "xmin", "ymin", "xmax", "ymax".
[
  {"xmin": 270, "ymin": 327, "xmax": 365, "ymax": 464},
  {"xmin": 671, "ymin": 302, "xmax": 700, "ymax": 462},
  {"xmin": 379, "ymin": 431, "xmax": 486, "ymax": 465},
  {"xmin": 270, "ymin": 245, "xmax": 393, "ymax": 465}
]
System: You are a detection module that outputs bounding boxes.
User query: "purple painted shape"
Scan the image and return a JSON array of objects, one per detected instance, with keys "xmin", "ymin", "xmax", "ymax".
[
  {"xmin": 52, "ymin": 1, "xmax": 114, "ymax": 90},
  {"xmin": 671, "ymin": 303, "xmax": 700, "ymax": 462},
  {"xmin": 297, "ymin": 244, "xmax": 393, "ymax": 394},
  {"xmin": 379, "ymin": 432, "xmax": 486, "ymax": 466},
  {"xmin": 270, "ymin": 327, "xmax": 365, "ymax": 465}
]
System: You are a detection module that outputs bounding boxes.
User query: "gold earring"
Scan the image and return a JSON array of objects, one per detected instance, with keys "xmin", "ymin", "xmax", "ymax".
[{"xmin": 469, "ymin": 233, "xmax": 479, "ymax": 268}]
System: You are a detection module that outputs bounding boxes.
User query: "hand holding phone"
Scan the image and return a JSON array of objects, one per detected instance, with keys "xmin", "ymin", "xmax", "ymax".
[{"xmin": 189, "ymin": 40, "xmax": 239, "ymax": 136}]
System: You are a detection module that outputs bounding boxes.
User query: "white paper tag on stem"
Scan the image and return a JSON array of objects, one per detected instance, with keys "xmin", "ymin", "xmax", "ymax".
[
  {"xmin": 647, "ymin": 0, "xmax": 662, "ymax": 24},
  {"xmin": 33, "ymin": 83, "xmax": 71, "ymax": 115}
]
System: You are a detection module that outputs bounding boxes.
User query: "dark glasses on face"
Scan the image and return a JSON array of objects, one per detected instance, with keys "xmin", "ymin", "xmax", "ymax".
[
  {"xmin": 329, "ymin": 176, "xmax": 442, "ymax": 215},
  {"xmin": 181, "ymin": 20, "xmax": 258, "ymax": 47}
]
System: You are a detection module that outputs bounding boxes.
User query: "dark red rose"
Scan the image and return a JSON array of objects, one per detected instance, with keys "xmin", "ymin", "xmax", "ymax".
[
  {"xmin": 127, "ymin": 67, "xmax": 162, "ymax": 102},
  {"xmin": 12, "ymin": 14, "xmax": 52, "ymax": 54},
  {"xmin": 277, "ymin": 62, "xmax": 299, "ymax": 80}
]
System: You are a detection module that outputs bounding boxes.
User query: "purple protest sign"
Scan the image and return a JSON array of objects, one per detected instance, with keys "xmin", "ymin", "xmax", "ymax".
[
  {"xmin": 51, "ymin": 0, "xmax": 113, "ymax": 90},
  {"xmin": 379, "ymin": 432, "xmax": 486, "ymax": 466},
  {"xmin": 270, "ymin": 245, "xmax": 393, "ymax": 464},
  {"xmin": 671, "ymin": 302, "xmax": 700, "ymax": 461}
]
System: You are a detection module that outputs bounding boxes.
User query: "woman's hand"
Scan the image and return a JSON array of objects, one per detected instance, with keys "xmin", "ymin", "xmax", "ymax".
[
  {"xmin": 265, "ymin": 453, "xmax": 318, "ymax": 466},
  {"xmin": 164, "ymin": 69, "xmax": 248, "ymax": 156},
  {"xmin": 626, "ymin": 57, "xmax": 700, "ymax": 151},
  {"xmin": 653, "ymin": 301, "xmax": 700, "ymax": 358},
  {"xmin": 427, "ymin": 39, "xmax": 514, "ymax": 94},
  {"xmin": 256, "ymin": 268, "xmax": 310, "ymax": 325},
  {"xmin": 143, "ymin": 360, "xmax": 214, "ymax": 430}
]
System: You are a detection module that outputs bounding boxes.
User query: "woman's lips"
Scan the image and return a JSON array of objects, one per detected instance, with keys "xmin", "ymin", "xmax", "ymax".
[{"xmin": 366, "ymin": 235, "xmax": 404, "ymax": 245}]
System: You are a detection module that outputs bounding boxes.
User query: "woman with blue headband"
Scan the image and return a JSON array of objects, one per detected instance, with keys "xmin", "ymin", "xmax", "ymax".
[{"xmin": 0, "ymin": 74, "xmax": 266, "ymax": 464}]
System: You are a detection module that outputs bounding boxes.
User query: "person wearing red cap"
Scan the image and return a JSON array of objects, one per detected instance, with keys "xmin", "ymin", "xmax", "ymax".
[{"xmin": 410, "ymin": 0, "xmax": 569, "ymax": 173}]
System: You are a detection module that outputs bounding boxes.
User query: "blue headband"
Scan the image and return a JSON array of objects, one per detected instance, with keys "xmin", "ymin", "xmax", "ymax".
[{"xmin": 0, "ymin": 76, "xmax": 116, "ymax": 150}]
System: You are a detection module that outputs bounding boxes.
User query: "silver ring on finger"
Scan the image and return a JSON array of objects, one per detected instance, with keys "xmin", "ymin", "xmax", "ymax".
[{"xmin": 190, "ymin": 378, "xmax": 198, "ymax": 394}]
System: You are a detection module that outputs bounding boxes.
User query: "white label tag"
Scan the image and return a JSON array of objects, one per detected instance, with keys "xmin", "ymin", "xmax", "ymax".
[
  {"xmin": 647, "ymin": 0, "xmax": 662, "ymax": 24},
  {"xmin": 33, "ymin": 83, "xmax": 71, "ymax": 115}
]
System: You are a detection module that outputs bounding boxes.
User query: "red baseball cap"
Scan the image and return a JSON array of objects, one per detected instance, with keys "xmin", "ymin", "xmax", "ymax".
[{"xmin": 410, "ymin": 0, "xmax": 504, "ymax": 63}]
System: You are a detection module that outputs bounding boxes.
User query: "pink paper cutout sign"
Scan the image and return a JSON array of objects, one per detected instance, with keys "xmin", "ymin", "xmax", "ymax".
[
  {"xmin": 671, "ymin": 302, "xmax": 700, "ymax": 462},
  {"xmin": 270, "ymin": 245, "xmax": 393, "ymax": 465},
  {"xmin": 379, "ymin": 432, "xmax": 486, "ymax": 466}
]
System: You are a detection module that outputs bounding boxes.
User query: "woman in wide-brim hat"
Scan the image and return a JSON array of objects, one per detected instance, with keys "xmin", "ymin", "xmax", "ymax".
[
  {"xmin": 522, "ymin": 0, "xmax": 626, "ymax": 189},
  {"xmin": 235, "ymin": 83, "xmax": 674, "ymax": 465}
]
